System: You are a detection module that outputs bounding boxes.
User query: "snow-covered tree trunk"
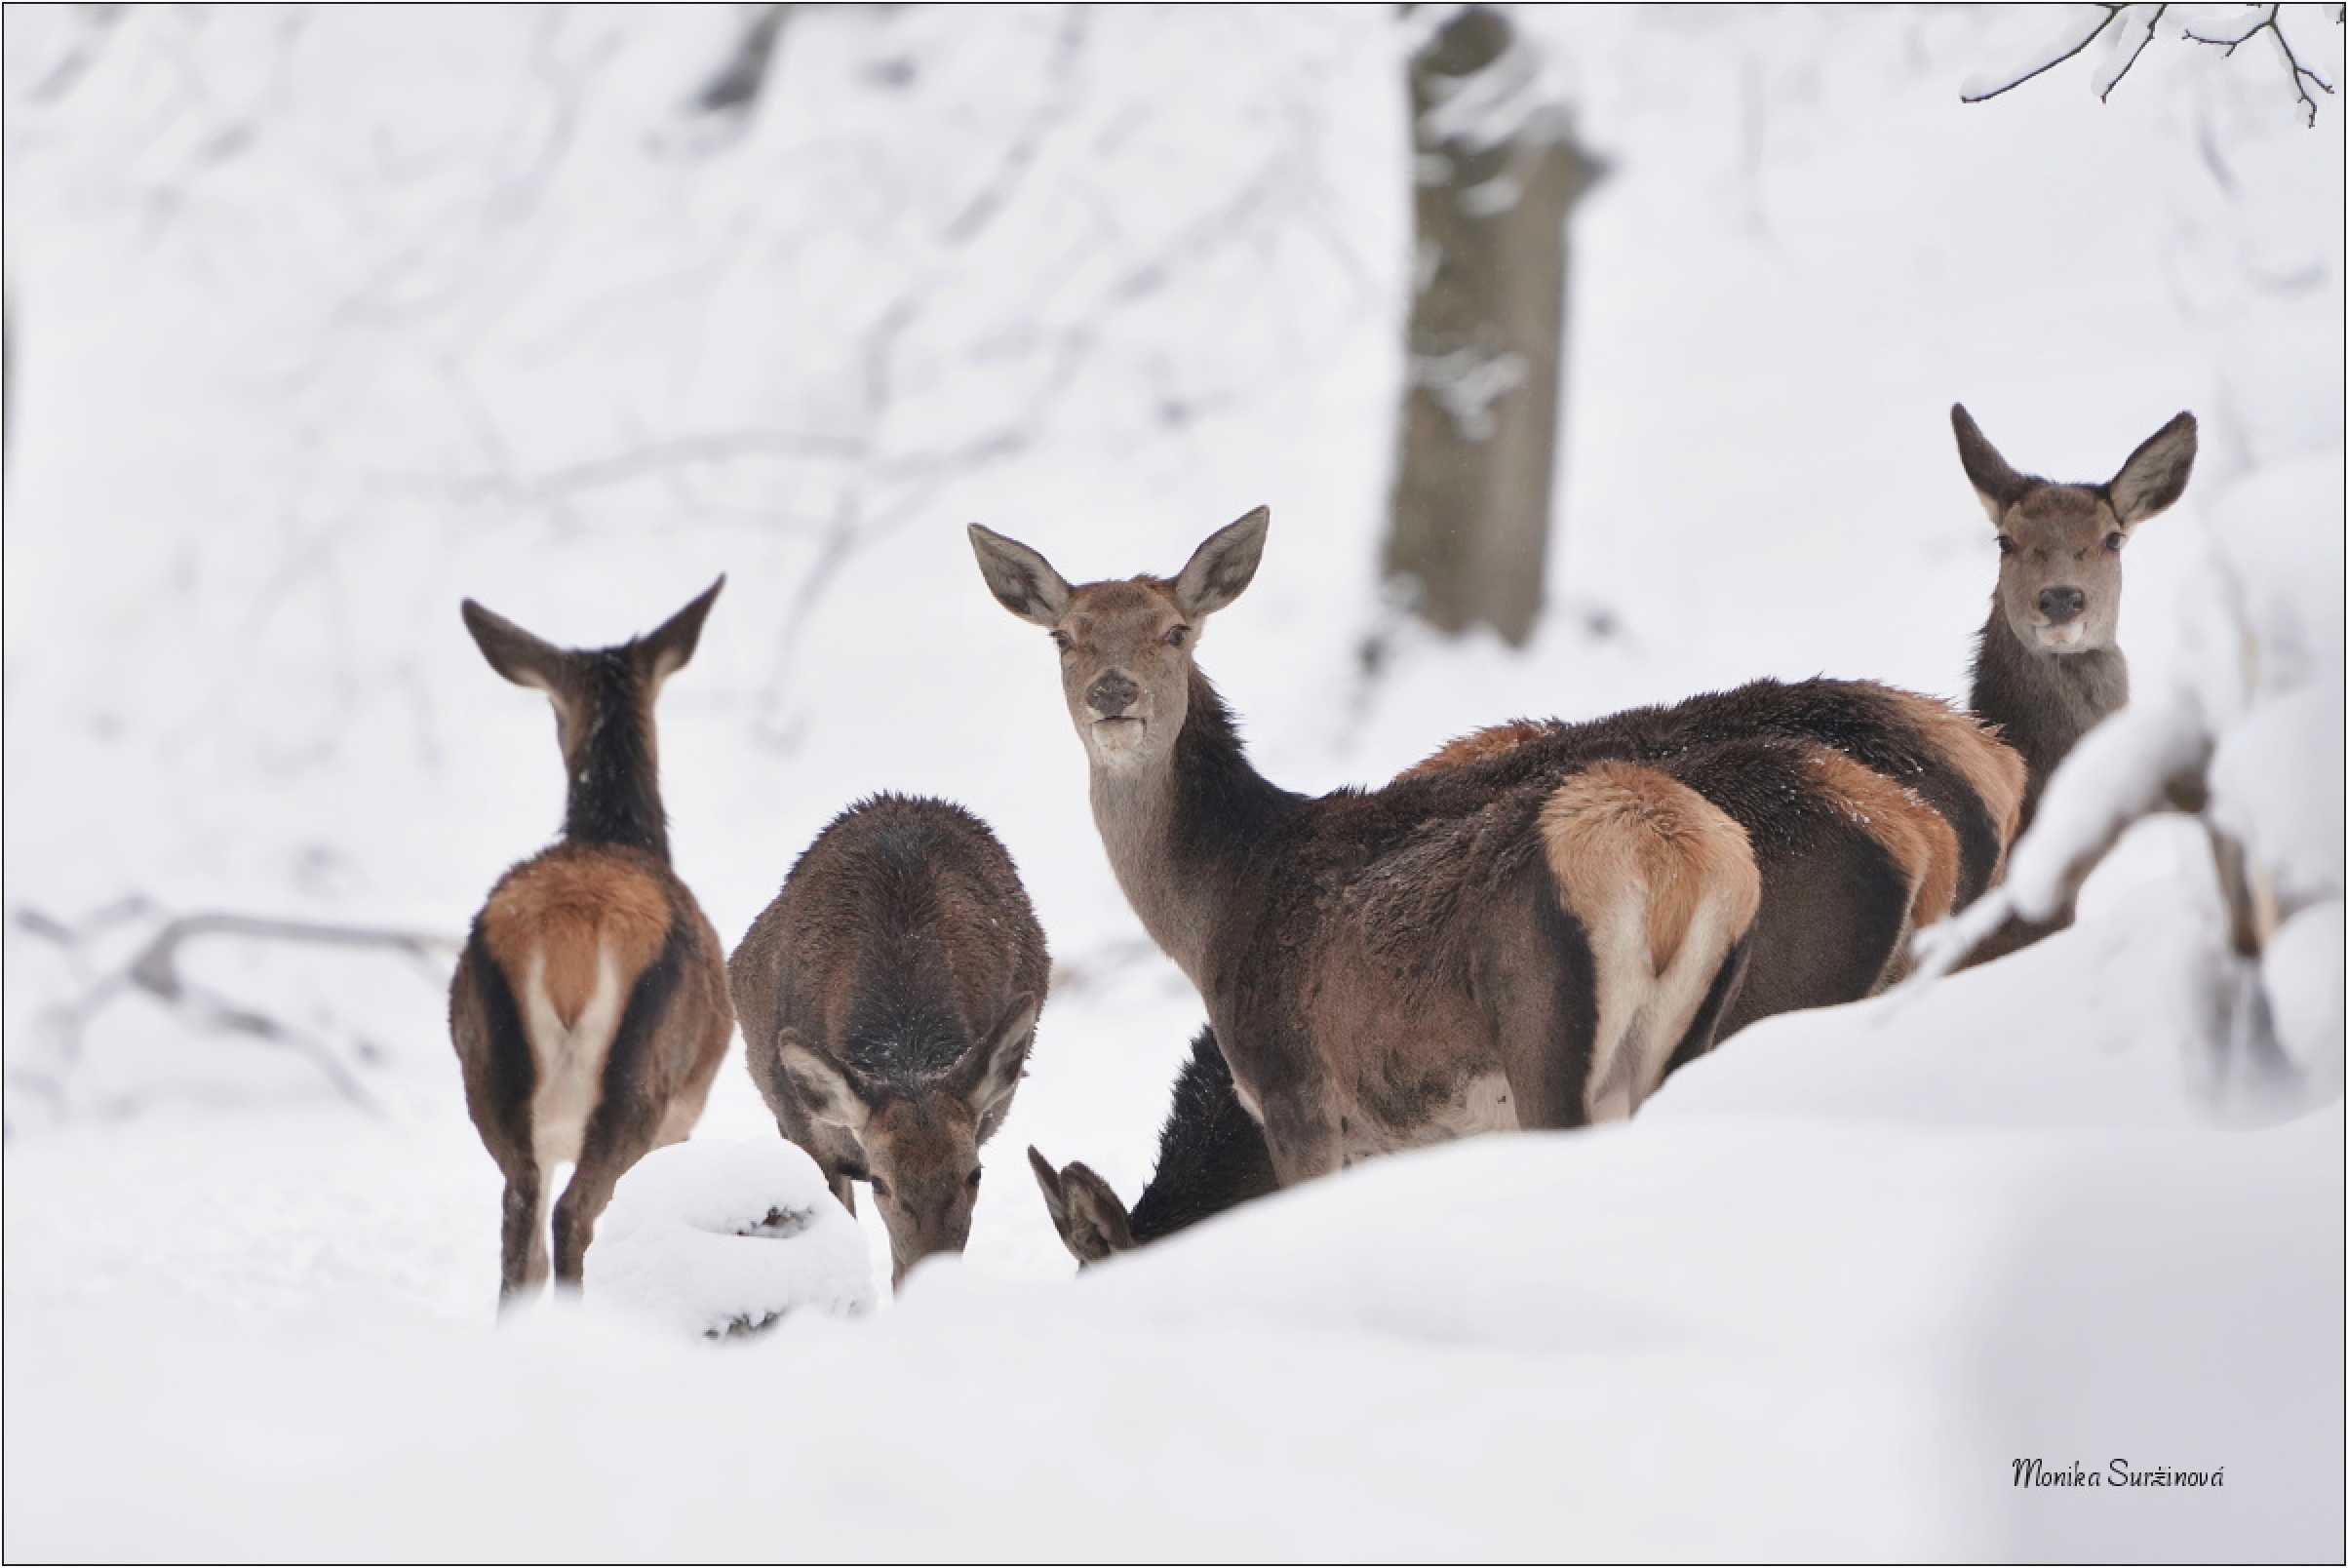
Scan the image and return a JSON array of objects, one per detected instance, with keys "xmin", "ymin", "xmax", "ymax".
[{"xmin": 1384, "ymin": 5, "xmax": 1599, "ymax": 647}]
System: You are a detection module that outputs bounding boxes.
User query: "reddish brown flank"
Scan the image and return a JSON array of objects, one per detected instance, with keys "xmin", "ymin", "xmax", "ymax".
[{"xmin": 484, "ymin": 856, "xmax": 672, "ymax": 1031}]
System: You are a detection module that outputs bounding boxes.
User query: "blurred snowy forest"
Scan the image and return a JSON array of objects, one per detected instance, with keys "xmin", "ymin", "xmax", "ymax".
[{"xmin": 2, "ymin": 6, "xmax": 2341, "ymax": 1558}]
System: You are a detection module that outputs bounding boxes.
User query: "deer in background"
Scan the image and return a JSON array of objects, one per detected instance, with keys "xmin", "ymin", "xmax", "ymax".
[
  {"xmin": 1030, "ymin": 1024, "xmax": 1277, "ymax": 1266},
  {"xmin": 450, "ymin": 580, "xmax": 735, "ymax": 1308},
  {"xmin": 730, "ymin": 795, "xmax": 1047, "ymax": 1290},
  {"xmin": 1951, "ymin": 403, "xmax": 2197, "ymax": 960},
  {"xmin": 971, "ymin": 508, "xmax": 1763, "ymax": 1190}
]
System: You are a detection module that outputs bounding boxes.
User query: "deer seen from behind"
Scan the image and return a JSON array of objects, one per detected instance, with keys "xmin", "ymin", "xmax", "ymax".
[
  {"xmin": 450, "ymin": 579, "xmax": 735, "ymax": 1309},
  {"xmin": 730, "ymin": 795, "xmax": 1047, "ymax": 1290}
]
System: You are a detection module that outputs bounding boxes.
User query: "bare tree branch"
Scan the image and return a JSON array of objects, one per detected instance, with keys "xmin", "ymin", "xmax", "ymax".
[
  {"xmin": 2102, "ymin": 4, "xmax": 2171, "ymax": 98},
  {"xmin": 2181, "ymin": 3, "xmax": 2337, "ymax": 125},
  {"xmin": 1962, "ymin": 6, "xmax": 2130, "ymax": 104},
  {"xmin": 1963, "ymin": 2, "xmax": 2340, "ymax": 125},
  {"xmin": 9, "ymin": 904, "xmax": 461, "ymax": 1125}
]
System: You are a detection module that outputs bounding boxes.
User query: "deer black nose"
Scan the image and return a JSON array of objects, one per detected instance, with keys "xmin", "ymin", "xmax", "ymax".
[
  {"xmin": 1087, "ymin": 671, "xmax": 1140, "ymax": 718},
  {"xmin": 2038, "ymin": 586, "xmax": 2087, "ymax": 623}
]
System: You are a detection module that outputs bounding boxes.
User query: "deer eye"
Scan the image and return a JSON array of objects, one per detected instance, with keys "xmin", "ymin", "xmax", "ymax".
[
  {"xmin": 1049, "ymin": 630, "xmax": 1073, "ymax": 654},
  {"xmin": 966, "ymin": 1167, "xmax": 983, "ymax": 1191},
  {"xmin": 867, "ymin": 1175, "xmax": 892, "ymax": 1199},
  {"xmin": 1995, "ymin": 535, "xmax": 2017, "ymax": 557},
  {"xmin": 2103, "ymin": 531, "xmax": 2126, "ymax": 553},
  {"xmin": 1165, "ymin": 624, "xmax": 1192, "ymax": 648}
]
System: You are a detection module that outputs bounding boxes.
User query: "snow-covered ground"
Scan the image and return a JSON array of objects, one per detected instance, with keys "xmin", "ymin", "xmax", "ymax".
[{"xmin": 4, "ymin": 6, "xmax": 2341, "ymax": 1560}]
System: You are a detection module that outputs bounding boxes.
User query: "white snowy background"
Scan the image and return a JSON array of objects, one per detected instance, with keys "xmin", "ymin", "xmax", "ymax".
[{"xmin": 3, "ymin": 5, "xmax": 2341, "ymax": 1560}]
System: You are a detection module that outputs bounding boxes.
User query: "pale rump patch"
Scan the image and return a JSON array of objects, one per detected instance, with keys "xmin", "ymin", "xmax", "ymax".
[
  {"xmin": 524, "ymin": 939, "xmax": 628, "ymax": 1173},
  {"xmin": 485, "ymin": 856, "xmax": 672, "ymax": 1029},
  {"xmin": 1802, "ymin": 746, "xmax": 1961, "ymax": 989},
  {"xmin": 1540, "ymin": 763, "xmax": 1761, "ymax": 1122},
  {"xmin": 1392, "ymin": 720, "xmax": 1558, "ymax": 782},
  {"xmin": 1864, "ymin": 685, "xmax": 2028, "ymax": 882}
]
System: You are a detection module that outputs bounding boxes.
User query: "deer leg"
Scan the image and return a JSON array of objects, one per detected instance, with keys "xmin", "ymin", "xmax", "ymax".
[
  {"xmin": 655, "ymin": 1012, "xmax": 731, "ymax": 1150},
  {"xmin": 1259, "ymin": 1095, "xmax": 1345, "ymax": 1188},
  {"xmin": 552, "ymin": 1101, "xmax": 662, "ymax": 1289},
  {"xmin": 498, "ymin": 1167, "xmax": 547, "ymax": 1308}
]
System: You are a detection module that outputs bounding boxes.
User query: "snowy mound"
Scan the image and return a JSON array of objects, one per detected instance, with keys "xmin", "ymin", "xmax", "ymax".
[{"xmin": 590, "ymin": 1139, "xmax": 874, "ymax": 1339}]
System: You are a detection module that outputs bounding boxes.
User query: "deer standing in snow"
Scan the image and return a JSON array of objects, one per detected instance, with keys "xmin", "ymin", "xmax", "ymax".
[
  {"xmin": 1951, "ymin": 402, "xmax": 2197, "ymax": 960},
  {"xmin": 1009, "ymin": 515, "xmax": 2026, "ymax": 1264},
  {"xmin": 973, "ymin": 509, "xmax": 1764, "ymax": 1188},
  {"xmin": 450, "ymin": 581, "xmax": 735, "ymax": 1308},
  {"xmin": 730, "ymin": 795, "xmax": 1047, "ymax": 1289}
]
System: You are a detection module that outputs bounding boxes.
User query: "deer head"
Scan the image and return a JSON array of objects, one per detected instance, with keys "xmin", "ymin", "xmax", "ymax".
[
  {"xmin": 965, "ymin": 508, "xmax": 1270, "ymax": 771},
  {"xmin": 776, "ymin": 994, "xmax": 1037, "ymax": 1288},
  {"xmin": 460, "ymin": 577, "xmax": 724, "ymax": 772},
  {"xmin": 1028, "ymin": 1146, "xmax": 1137, "ymax": 1266},
  {"xmin": 1951, "ymin": 406, "xmax": 2195, "ymax": 656}
]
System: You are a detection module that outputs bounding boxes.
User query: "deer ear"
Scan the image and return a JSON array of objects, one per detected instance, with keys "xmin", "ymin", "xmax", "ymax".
[
  {"xmin": 1950, "ymin": 405, "xmax": 2032, "ymax": 525},
  {"xmin": 1028, "ymin": 1147, "xmax": 1131, "ymax": 1265},
  {"xmin": 968, "ymin": 526, "xmax": 1073, "ymax": 626},
  {"xmin": 777, "ymin": 1034, "xmax": 871, "ymax": 1134},
  {"xmin": 1059, "ymin": 1160, "xmax": 1137, "ymax": 1260},
  {"xmin": 637, "ymin": 575, "xmax": 725, "ymax": 694},
  {"xmin": 2107, "ymin": 412, "xmax": 2196, "ymax": 527},
  {"xmin": 958, "ymin": 992, "xmax": 1037, "ymax": 1124},
  {"xmin": 1029, "ymin": 1145, "xmax": 1076, "ymax": 1239},
  {"xmin": 462, "ymin": 599, "xmax": 570, "ymax": 694},
  {"xmin": 1173, "ymin": 506, "xmax": 1269, "ymax": 617},
  {"xmin": 463, "ymin": 598, "xmax": 585, "ymax": 743}
]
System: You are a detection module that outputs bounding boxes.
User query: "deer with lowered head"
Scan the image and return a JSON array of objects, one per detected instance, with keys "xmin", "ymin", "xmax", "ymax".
[
  {"xmin": 450, "ymin": 580, "xmax": 735, "ymax": 1308},
  {"xmin": 730, "ymin": 795, "xmax": 1047, "ymax": 1290},
  {"xmin": 1951, "ymin": 403, "xmax": 2196, "ymax": 960},
  {"xmin": 972, "ymin": 508, "xmax": 1766, "ymax": 1189},
  {"xmin": 1029, "ymin": 1024, "xmax": 1277, "ymax": 1266}
]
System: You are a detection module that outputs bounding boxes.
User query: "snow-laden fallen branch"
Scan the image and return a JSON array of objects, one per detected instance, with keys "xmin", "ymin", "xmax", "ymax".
[{"xmin": 7, "ymin": 902, "xmax": 460, "ymax": 1125}]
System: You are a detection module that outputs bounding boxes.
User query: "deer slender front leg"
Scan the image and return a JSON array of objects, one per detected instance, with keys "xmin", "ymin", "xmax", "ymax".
[{"xmin": 1260, "ymin": 1096, "xmax": 1346, "ymax": 1189}]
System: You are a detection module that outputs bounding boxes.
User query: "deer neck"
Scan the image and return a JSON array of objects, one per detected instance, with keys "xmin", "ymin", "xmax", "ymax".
[
  {"xmin": 1970, "ymin": 598, "xmax": 2129, "ymax": 830},
  {"xmin": 1088, "ymin": 668, "xmax": 1298, "ymax": 986},
  {"xmin": 561, "ymin": 655, "xmax": 671, "ymax": 861}
]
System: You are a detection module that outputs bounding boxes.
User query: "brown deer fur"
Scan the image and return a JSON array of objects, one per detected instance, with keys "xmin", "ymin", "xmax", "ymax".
[
  {"xmin": 730, "ymin": 794, "xmax": 1048, "ymax": 1289},
  {"xmin": 970, "ymin": 509, "xmax": 1762, "ymax": 1187},
  {"xmin": 449, "ymin": 580, "xmax": 734, "ymax": 1308},
  {"xmin": 1392, "ymin": 676, "xmax": 2017, "ymax": 1032},
  {"xmin": 1540, "ymin": 763, "xmax": 1762, "ymax": 1117},
  {"xmin": 1395, "ymin": 719, "xmax": 1558, "ymax": 781},
  {"xmin": 1868, "ymin": 684, "xmax": 2026, "ymax": 886},
  {"xmin": 1801, "ymin": 744, "xmax": 1961, "ymax": 981},
  {"xmin": 1951, "ymin": 403, "xmax": 2196, "ymax": 962}
]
